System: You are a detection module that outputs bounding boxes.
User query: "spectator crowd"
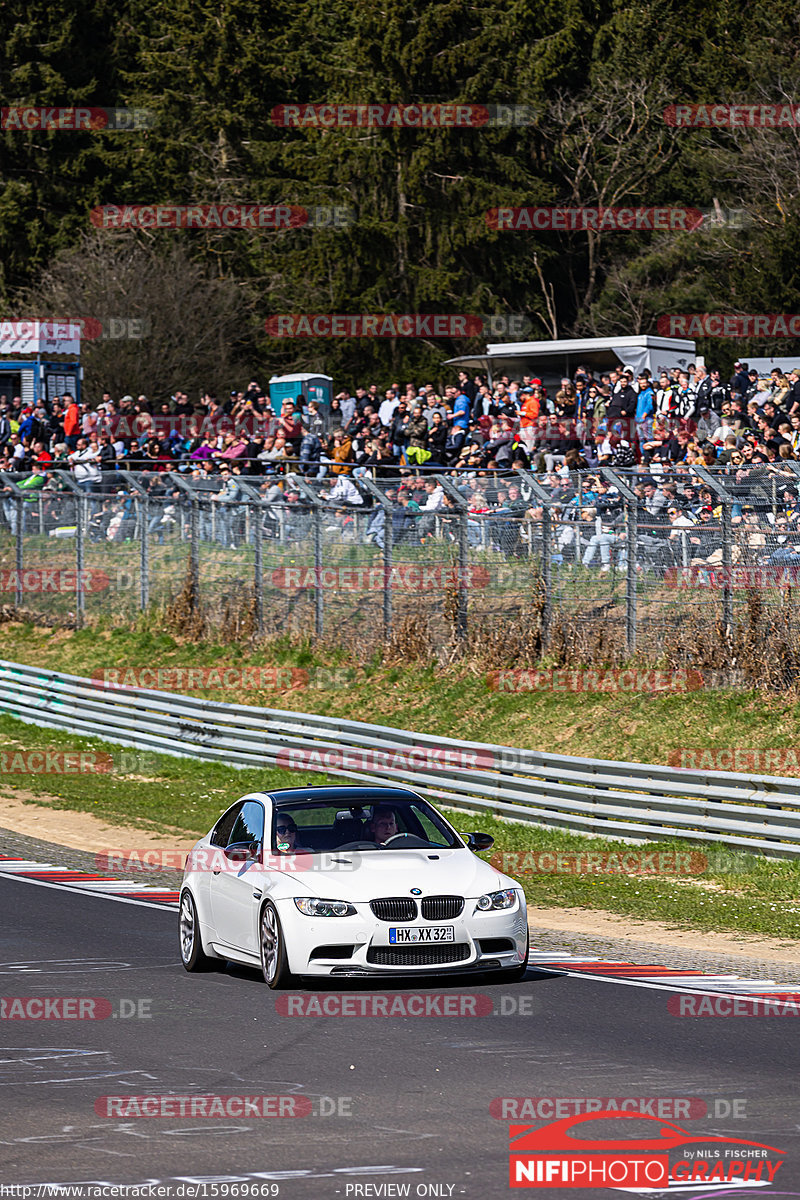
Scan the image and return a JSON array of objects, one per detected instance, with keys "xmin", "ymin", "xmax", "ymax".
[{"xmin": 2, "ymin": 359, "xmax": 800, "ymax": 570}]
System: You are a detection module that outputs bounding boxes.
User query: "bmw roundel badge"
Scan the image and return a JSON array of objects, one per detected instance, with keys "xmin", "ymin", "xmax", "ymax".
[{"xmin": 410, "ymin": 888, "xmax": 422, "ymax": 895}]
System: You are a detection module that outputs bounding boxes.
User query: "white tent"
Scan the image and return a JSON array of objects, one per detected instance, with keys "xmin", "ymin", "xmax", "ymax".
[{"xmin": 444, "ymin": 335, "xmax": 697, "ymax": 388}]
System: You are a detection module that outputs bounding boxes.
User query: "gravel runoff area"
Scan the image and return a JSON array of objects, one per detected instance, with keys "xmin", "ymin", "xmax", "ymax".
[{"xmin": 2, "ymin": 824, "xmax": 800, "ymax": 988}]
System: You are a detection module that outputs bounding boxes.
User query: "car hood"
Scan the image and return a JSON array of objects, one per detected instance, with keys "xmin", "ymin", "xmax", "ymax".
[{"xmin": 271, "ymin": 848, "xmax": 516, "ymax": 901}]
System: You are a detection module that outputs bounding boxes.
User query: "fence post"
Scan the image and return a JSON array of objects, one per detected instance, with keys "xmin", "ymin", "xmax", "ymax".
[
  {"xmin": 516, "ymin": 469, "xmax": 556, "ymax": 647},
  {"xmin": 75, "ymin": 494, "xmax": 86, "ymax": 628},
  {"xmin": 190, "ymin": 499, "xmax": 200, "ymax": 611},
  {"xmin": 436, "ymin": 475, "xmax": 469, "ymax": 640},
  {"xmin": 722, "ymin": 498, "xmax": 733, "ymax": 637},
  {"xmin": 599, "ymin": 468, "xmax": 641, "ymax": 653},
  {"xmin": 15, "ymin": 497, "xmax": 23, "ymax": 611},
  {"xmin": 313, "ymin": 504, "xmax": 323, "ymax": 635},
  {"xmin": 140, "ymin": 494, "xmax": 149, "ymax": 612},
  {"xmin": 253, "ymin": 500, "xmax": 264, "ymax": 635},
  {"xmin": 625, "ymin": 498, "xmax": 638, "ymax": 652},
  {"xmin": 293, "ymin": 479, "xmax": 324, "ymax": 637},
  {"xmin": 693, "ymin": 465, "xmax": 737, "ymax": 643},
  {"xmin": 358, "ymin": 477, "xmax": 394, "ymax": 641},
  {"xmin": 540, "ymin": 506, "xmax": 552, "ymax": 647}
]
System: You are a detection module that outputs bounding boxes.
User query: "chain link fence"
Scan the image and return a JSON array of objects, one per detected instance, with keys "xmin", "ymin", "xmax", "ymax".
[{"xmin": 2, "ymin": 464, "xmax": 800, "ymax": 666}]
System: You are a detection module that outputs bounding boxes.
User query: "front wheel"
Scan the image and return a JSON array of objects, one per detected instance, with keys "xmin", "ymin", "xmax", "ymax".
[
  {"xmin": 179, "ymin": 891, "xmax": 215, "ymax": 972},
  {"xmin": 260, "ymin": 902, "xmax": 294, "ymax": 989},
  {"xmin": 505, "ymin": 931, "xmax": 530, "ymax": 981}
]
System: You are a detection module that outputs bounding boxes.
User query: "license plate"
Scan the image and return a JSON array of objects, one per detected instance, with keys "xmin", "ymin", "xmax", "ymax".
[{"xmin": 389, "ymin": 926, "xmax": 454, "ymax": 944}]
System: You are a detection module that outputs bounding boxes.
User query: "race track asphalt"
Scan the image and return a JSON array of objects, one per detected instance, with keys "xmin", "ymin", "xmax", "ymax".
[{"xmin": 0, "ymin": 875, "xmax": 797, "ymax": 1198}]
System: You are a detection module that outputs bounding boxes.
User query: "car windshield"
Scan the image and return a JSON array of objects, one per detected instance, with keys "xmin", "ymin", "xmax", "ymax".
[{"xmin": 270, "ymin": 795, "xmax": 462, "ymax": 854}]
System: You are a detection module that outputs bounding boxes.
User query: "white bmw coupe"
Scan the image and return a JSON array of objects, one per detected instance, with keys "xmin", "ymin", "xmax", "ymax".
[{"xmin": 179, "ymin": 785, "xmax": 529, "ymax": 988}]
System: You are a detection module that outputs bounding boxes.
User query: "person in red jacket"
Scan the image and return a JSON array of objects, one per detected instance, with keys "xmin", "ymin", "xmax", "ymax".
[
  {"xmin": 63, "ymin": 394, "xmax": 81, "ymax": 449},
  {"xmin": 519, "ymin": 387, "xmax": 541, "ymax": 451}
]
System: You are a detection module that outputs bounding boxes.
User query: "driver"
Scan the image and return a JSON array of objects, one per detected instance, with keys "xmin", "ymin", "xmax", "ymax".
[
  {"xmin": 274, "ymin": 816, "xmax": 311, "ymax": 854},
  {"xmin": 366, "ymin": 805, "xmax": 399, "ymax": 844}
]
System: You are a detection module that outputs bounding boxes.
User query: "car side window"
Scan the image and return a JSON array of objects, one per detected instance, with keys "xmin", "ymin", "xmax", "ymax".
[
  {"xmin": 210, "ymin": 802, "xmax": 244, "ymax": 847},
  {"xmin": 227, "ymin": 800, "xmax": 265, "ymax": 848}
]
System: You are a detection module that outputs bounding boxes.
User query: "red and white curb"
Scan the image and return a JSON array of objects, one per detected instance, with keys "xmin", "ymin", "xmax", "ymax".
[
  {"xmin": 0, "ymin": 853, "xmax": 180, "ymax": 909},
  {"xmin": 528, "ymin": 949, "xmax": 800, "ymax": 1002}
]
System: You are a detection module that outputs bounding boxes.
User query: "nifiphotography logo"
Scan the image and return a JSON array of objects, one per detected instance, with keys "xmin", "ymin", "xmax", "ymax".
[{"xmin": 508, "ymin": 1110, "xmax": 785, "ymax": 1190}]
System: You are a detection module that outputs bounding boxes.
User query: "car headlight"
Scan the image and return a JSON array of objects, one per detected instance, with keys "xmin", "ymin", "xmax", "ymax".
[
  {"xmin": 294, "ymin": 897, "xmax": 357, "ymax": 917},
  {"xmin": 475, "ymin": 888, "xmax": 518, "ymax": 912}
]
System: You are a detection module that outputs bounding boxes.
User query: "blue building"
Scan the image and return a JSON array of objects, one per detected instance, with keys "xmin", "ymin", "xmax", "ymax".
[{"xmin": 0, "ymin": 321, "xmax": 81, "ymax": 407}]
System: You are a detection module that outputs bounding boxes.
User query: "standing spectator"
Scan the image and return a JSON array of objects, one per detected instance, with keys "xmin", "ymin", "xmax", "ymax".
[
  {"xmin": 63, "ymin": 395, "xmax": 81, "ymax": 449},
  {"xmin": 68, "ymin": 438, "xmax": 102, "ymax": 494}
]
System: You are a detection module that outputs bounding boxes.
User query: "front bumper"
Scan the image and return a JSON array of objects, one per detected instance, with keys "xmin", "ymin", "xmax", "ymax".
[{"xmin": 279, "ymin": 895, "xmax": 529, "ymax": 977}]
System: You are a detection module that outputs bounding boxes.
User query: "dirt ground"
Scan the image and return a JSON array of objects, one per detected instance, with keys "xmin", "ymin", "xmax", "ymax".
[{"xmin": 2, "ymin": 790, "xmax": 799, "ymax": 968}]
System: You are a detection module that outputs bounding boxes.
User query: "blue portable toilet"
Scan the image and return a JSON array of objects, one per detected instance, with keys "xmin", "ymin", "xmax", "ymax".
[{"xmin": 268, "ymin": 373, "xmax": 332, "ymax": 416}]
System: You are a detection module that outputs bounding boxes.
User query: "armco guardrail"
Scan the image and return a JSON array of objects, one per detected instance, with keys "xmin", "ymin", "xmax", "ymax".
[{"xmin": 0, "ymin": 658, "xmax": 798, "ymax": 857}]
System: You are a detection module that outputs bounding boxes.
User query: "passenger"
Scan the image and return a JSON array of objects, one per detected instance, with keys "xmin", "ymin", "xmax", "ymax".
[{"xmin": 275, "ymin": 816, "xmax": 311, "ymax": 854}]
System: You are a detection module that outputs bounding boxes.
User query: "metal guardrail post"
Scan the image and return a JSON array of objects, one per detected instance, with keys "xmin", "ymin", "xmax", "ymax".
[{"xmin": 76, "ymin": 494, "xmax": 86, "ymax": 628}]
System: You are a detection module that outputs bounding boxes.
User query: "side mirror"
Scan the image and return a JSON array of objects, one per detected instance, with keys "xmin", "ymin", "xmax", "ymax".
[
  {"xmin": 224, "ymin": 840, "xmax": 261, "ymax": 862},
  {"xmin": 465, "ymin": 832, "xmax": 494, "ymax": 852}
]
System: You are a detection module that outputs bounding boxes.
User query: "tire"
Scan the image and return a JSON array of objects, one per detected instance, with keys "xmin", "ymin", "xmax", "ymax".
[
  {"xmin": 260, "ymin": 901, "xmax": 294, "ymax": 989},
  {"xmin": 179, "ymin": 890, "xmax": 215, "ymax": 972},
  {"xmin": 505, "ymin": 931, "xmax": 530, "ymax": 981}
]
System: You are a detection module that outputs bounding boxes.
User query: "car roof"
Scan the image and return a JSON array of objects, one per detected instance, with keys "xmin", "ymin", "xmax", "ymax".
[{"xmin": 269, "ymin": 785, "xmax": 421, "ymax": 806}]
